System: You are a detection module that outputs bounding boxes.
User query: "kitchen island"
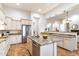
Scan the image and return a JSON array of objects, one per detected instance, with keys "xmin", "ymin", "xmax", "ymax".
[
  {"xmin": 27, "ymin": 36, "xmax": 63, "ymax": 56},
  {"xmin": 27, "ymin": 32, "xmax": 78, "ymax": 56},
  {"xmin": 41, "ymin": 32, "xmax": 78, "ymax": 51}
]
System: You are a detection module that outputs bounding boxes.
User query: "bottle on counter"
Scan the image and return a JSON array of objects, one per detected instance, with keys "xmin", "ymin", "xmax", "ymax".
[{"xmin": 1, "ymin": 33, "xmax": 4, "ymax": 37}]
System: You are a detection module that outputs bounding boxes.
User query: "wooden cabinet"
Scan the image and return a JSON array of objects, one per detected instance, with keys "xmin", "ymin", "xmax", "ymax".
[
  {"xmin": 21, "ymin": 19, "xmax": 32, "ymax": 25},
  {"xmin": 27, "ymin": 38, "xmax": 32, "ymax": 55},
  {"xmin": 28, "ymin": 20, "xmax": 32, "ymax": 25}
]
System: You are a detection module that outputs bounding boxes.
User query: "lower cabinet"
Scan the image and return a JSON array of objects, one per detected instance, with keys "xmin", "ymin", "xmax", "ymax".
[
  {"xmin": 0, "ymin": 35, "xmax": 21, "ymax": 56},
  {"xmin": 57, "ymin": 40, "xmax": 64, "ymax": 47},
  {"xmin": 64, "ymin": 38, "xmax": 77, "ymax": 51},
  {"xmin": 27, "ymin": 38, "xmax": 33, "ymax": 55},
  {"xmin": 9, "ymin": 35, "xmax": 22, "ymax": 44},
  {"xmin": 0, "ymin": 39, "xmax": 10, "ymax": 56},
  {"xmin": 57, "ymin": 38, "xmax": 77, "ymax": 51}
]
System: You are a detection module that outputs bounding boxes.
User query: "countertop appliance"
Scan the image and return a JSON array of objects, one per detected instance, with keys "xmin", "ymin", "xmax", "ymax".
[{"xmin": 71, "ymin": 30, "xmax": 79, "ymax": 35}]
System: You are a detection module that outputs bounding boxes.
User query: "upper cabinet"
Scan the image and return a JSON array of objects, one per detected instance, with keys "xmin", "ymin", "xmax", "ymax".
[
  {"xmin": 0, "ymin": 5, "xmax": 5, "ymax": 20},
  {"xmin": 0, "ymin": 4, "xmax": 32, "ymax": 30},
  {"xmin": 0, "ymin": 6, "xmax": 6, "ymax": 30},
  {"xmin": 21, "ymin": 19, "xmax": 32, "ymax": 25},
  {"xmin": 5, "ymin": 16, "xmax": 21, "ymax": 30},
  {"xmin": 4, "ymin": 17, "xmax": 32, "ymax": 30}
]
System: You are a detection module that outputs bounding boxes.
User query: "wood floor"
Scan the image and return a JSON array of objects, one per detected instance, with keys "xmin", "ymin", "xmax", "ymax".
[
  {"xmin": 7, "ymin": 43, "xmax": 79, "ymax": 56},
  {"xmin": 7, "ymin": 43, "xmax": 30, "ymax": 56}
]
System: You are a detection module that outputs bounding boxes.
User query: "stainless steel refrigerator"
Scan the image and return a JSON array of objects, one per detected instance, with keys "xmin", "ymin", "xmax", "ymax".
[{"xmin": 22, "ymin": 25, "xmax": 31, "ymax": 43}]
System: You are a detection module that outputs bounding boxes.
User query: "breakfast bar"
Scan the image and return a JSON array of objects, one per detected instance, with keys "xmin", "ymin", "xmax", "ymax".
[{"xmin": 41, "ymin": 32, "xmax": 78, "ymax": 51}]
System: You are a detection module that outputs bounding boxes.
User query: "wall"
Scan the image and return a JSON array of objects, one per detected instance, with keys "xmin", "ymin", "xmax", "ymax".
[
  {"xmin": 0, "ymin": 4, "xmax": 31, "ymax": 30},
  {"xmin": 31, "ymin": 12, "xmax": 47, "ymax": 36},
  {"xmin": 67, "ymin": 4, "xmax": 79, "ymax": 29},
  {"xmin": 3, "ymin": 6, "xmax": 30, "ymax": 20},
  {"xmin": 45, "ymin": 4, "xmax": 78, "ymax": 31},
  {"xmin": 45, "ymin": 4, "xmax": 77, "ymax": 19}
]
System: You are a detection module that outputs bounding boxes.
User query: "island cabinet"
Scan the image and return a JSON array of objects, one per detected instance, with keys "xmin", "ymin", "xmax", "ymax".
[
  {"xmin": 63, "ymin": 37, "xmax": 77, "ymax": 51},
  {"xmin": 32, "ymin": 41, "xmax": 57, "ymax": 56},
  {"xmin": 27, "ymin": 37, "xmax": 58, "ymax": 56},
  {"xmin": 57, "ymin": 36, "xmax": 77, "ymax": 51},
  {"xmin": 27, "ymin": 38, "xmax": 33, "ymax": 56}
]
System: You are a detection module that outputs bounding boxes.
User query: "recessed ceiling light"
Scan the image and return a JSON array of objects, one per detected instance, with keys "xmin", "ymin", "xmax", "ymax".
[
  {"xmin": 38, "ymin": 9, "xmax": 42, "ymax": 12},
  {"xmin": 16, "ymin": 3, "xmax": 20, "ymax": 6}
]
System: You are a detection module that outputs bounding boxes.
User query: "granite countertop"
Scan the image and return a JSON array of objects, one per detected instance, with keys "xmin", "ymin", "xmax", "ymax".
[
  {"xmin": 0, "ymin": 36, "xmax": 8, "ymax": 43},
  {"xmin": 9, "ymin": 33, "xmax": 22, "ymax": 35},
  {"xmin": 0, "ymin": 32, "xmax": 21, "ymax": 43},
  {"xmin": 28, "ymin": 36, "xmax": 63, "ymax": 46},
  {"xmin": 41, "ymin": 32, "xmax": 77, "ymax": 36}
]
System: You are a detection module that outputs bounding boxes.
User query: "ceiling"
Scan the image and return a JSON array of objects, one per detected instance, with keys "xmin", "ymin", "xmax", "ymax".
[{"xmin": 3, "ymin": 3, "xmax": 60, "ymax": 14}]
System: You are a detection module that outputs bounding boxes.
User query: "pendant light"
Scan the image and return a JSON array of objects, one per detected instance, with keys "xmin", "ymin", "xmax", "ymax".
[
  {"xmin": 64, "ymin": 10, "xmax": 70, "ymax": 32},
  {"xmin": 64, "ymin": 10, "xmax": 69, "ymax": 23},
  {"xmin": 64, "ymin": 10, "xmax": 71, "ymax": 23}
]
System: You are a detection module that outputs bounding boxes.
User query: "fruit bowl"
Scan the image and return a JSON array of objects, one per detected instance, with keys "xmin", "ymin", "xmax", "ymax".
[{"xmin": 43, "ymin": 35, "xmax": 48, "ymax": 39}]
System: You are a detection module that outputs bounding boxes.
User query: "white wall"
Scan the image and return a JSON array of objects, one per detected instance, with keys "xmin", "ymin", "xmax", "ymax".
[
  {"xmin": 45, "ymin": 4, "xmax": 79, "ymax": 31},
  {"xmin": 31, "ymin": 12, "xmax": 47, "ymax": 36},
  {"xmin": 67, "ymin": 5, "xmax": 79, "ymax": 29},
  {"xmin": 0, "ymin": 4, "xmax": 2, "ymax": 8},
  {"xmin": 3, "ymin": 6, "xmax": 30, "ymax": 20}
]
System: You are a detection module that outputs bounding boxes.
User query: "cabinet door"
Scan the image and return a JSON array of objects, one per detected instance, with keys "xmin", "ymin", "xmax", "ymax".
[
  {"xmin": 0, "ymin": 41, "xmax": 4, "ymax": 55},
  {"xmin": 57, "ymin": 40, "xmax": 64, "ymax": 47},
  {"xmin": 16, "ymin": 35, "xmax": 22, "ymax": 43},
  {"xmin": 40, "ymin": 43, "xmax": 54, "ymax": 56},
  {"xmin": 5, "ymin": 18, "xmax": 12, "ymax": 30},
  {"xmin": 28, "ymin": 20, "xmax": 32, "ymax": 25},
  {"xmin": 9, "ymin": 35, "xmax": 22, "ymax": 44},
  {"xmin": 27, "ymin": 38, "xmax": 32, "ymax": 55},
  {"xmin": 3, "ymin": 39, "xmax": 10, "ymax": 56},
  {"xmin": 0, "ymin": 41, "xmax": 7, "ymax": 56},
  {"xmin": 8, "ymin": 36, "xmax": 13, "ymax": 44},
  {"xmin": 64, "ymin": 38, "xmax": 77, "ymax": 51},
  {"xmin": 8, "ymin": 36, "xmax": 14, "ymax": 44}
]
